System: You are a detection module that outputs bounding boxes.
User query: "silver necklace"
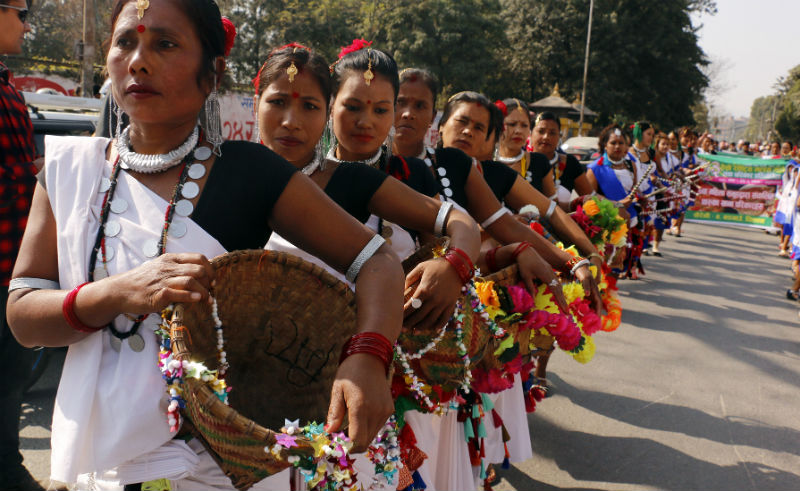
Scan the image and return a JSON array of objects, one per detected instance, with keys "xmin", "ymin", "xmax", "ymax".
[
  {"xmin": 606, "ymin": 155, "xmax": 626, "ymax": 166},
  {"xmin": 326, "ymin": 145, "xmax": 383, "ymax": 167},
  {"xmin": 495, "ymin": 148, "xmax": 525, "ymax": 164},
  {"xmin": 116, "ymin": 126, "xmax": 199, "ymax": 174},
  {"xmin": 300, "ymin": 151, "xmax": 323, "ymax": 176},
  {"xmin": 548, "ymin": 152, "xmax": 559, "ymax": 165}
]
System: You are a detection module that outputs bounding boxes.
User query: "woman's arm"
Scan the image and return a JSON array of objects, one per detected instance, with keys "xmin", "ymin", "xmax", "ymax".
[
  {"xmin": 268, "ymin": 173, "xmax": 404, "ymax": 452},
  {"xmin": 365, "ymin": 178, "xmax": 481, "ymax": 330},
  {"xmin": 541, "ymin": 165, "xmax": 556, "ymax": 199},
  {"xmin": 573, "ymin": 173, "xmax": 595, "ymax": 197},
  {"xmin": 8, "ymin": 184, "xmax": 216, "ymax": 348}
]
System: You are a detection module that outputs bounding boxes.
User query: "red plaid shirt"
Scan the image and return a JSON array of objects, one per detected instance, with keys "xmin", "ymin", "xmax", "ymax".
[{"xmin": 0, "ymin": 61, "xmax": 37, "ymax": 286}]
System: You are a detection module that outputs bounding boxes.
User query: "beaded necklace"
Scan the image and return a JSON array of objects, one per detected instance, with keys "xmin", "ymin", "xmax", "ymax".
[
  {"xmin": 89, "ymin": 133, "xmax": 210, "ymax": 352},
  {"xmin": 326, "ymin": 145, "xmax": 383, "ymax": 167}
]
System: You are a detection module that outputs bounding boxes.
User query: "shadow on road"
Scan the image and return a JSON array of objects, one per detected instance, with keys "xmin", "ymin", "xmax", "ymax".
[
  {"xmin": 547, "ymin": 373, "xmax": 800, "ymax": 457},
  {"xmin": 527, "ymin": 411, "xmax": 800, "ymax": 491}
]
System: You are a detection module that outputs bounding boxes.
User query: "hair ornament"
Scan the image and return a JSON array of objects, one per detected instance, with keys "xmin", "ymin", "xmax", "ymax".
[
  {"xmin": 515, "ymin": 98, "xmax": 527, "ymax": 117},
  {"xmin": 494, "ymin": 100, "xmax": 508, "ymax": 117},
  {"xmin": 448, "ymin": 91, "xmax": 468, "ymax": 103},
  {"xmin": 221, "ymin": 17, "xmax": 236, "ymax": 57},
  {"xmin": 613, "ymin": 128, "xmax": 622, "ymax": 137},
  {"xmin": 286, "ymin": 48, "xmax": 299, "ymax": 83},
  {"xmin": 135, "ymin": 0, "xmax": 149, "ymax": 19},
  {"xmin": 337, "ymin": 39, "xmax": 373, "ymax": 59},
  {"xmin": 364, "ymin": 48, "xmax": 374, "ymax": 86}
]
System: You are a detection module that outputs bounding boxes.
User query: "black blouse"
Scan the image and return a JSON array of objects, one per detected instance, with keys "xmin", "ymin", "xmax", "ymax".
[
  {"xmin": 192, "ymin": 141, "xmax": 297, "ymax": 252},
  {"xmin": 428, "ymin": 147, "xmax": 473, "ymax": 210},
  {"xmin": 555, "ymin": 153, "xmax": 586, "ymax": 192},
  {"xmin": 381, "ymin": 154, "xmax": 439, "ymax": 198},
  {"xmin": 524, "ymin": 152, "xmax": 552, "ymax": 192},
  {"xmin": 323, "ymin": 162, "xmax": 389, "ymax": 223},
  {"xmin": 480, "ymin": 159, "xmax": 518, "ymax": 203}
]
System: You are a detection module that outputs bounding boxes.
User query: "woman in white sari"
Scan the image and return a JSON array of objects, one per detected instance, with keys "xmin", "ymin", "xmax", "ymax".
[{"xmin": 6, "ymin": 1, "xmax": 403, "ymax": 489}]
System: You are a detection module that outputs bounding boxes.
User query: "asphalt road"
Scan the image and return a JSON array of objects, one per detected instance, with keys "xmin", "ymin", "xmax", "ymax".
[{"xmin": 18, "ymin": 222, "xmax": 800, "ymax": 490}]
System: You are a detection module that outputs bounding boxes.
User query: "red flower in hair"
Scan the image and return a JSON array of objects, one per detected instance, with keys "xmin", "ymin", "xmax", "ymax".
[
  {"xmin": 274, "ymin": 42, "xmax": 310, "ymax": 53},
  {"xmin": 494, "ymin": 100, "xmax": 508, "ymax": 116},
  {"xmin": 338, "ymin": 39, "xmax": 372, "ymax": 59},
  {"xmin": 221, "ymin": 17, "xmax": 236, "ymax": 57}
]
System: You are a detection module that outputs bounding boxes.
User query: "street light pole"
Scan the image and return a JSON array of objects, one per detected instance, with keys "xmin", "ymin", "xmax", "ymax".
[
  {"xmin": 80, "ymin": 0, "xmax": 95, "ymax": 97},
  {"xmin": 578, "ymin": 0, "xmax": 594, "ymax": 136}
]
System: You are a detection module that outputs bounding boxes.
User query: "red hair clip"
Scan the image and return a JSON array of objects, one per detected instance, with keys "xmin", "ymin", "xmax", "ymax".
[
  {"xmin": 338, "ymin": 39, "xmax": 372, "ymax": 59},
  {"xmin": 221, "ymin": 17, "xmax": 236, "ymax": 57},
  {"xmin": 494, "ymin": 100, "xmax": 508, "ymax": 117}
]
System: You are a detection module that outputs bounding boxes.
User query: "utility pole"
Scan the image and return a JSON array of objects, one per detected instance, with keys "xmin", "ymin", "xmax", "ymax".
[
  {"xmin": 578, "ymin": 0, "xmax": 594, "ymax": 136},
  {"xmin": 80, "ymin": 0, "xmax": 95, "ymax": 97}
]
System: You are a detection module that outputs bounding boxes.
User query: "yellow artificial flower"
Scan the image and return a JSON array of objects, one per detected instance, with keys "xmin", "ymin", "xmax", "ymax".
[
  {"xmin": 475, "ymin": 281, "xmax": 500, "ymax": 308},
  {"xmin": 534, "ymin": 287, "xmax": 560, "ymax": 314},
  {"xmin": 583, "ymin": 199, "xmax": 600, "ymax": 216},
  {"xmin": 572, "ymin": 335, "xmax": 596, "ymax": 364},
  {"xmin": 610, "ymin": 223, "xmax": 628, "ymax": 246},
  {"xmin": 562, "ymin": 282, "xmax": 585, "ymax": 304}
]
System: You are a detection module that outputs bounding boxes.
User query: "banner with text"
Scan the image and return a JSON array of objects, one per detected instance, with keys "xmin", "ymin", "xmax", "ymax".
[{"xmin": 686, "ymin": 154, "xmax": 787, "ymax": 228}]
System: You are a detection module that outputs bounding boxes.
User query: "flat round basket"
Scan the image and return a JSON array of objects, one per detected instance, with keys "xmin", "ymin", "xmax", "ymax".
[
  {"xmin": 169, "ymin": 250, "xmax": 357, "ymax": 490},
  {"xmin": 475, "ymin": 265, "xmax": 523, "ymax": 372}
]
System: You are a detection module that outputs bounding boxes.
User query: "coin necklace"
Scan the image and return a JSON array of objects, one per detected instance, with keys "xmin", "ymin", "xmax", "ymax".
[{"xmin": 89, "ymin": 131, "xmax": 213, "ymax": 352}]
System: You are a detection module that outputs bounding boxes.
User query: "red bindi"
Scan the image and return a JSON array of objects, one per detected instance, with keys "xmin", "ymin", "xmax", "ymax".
[
  {"xmin": 366, "ymin": 100, "xmax": 372, "ymax": 105},
  {"xmin": 408, "ymin": 74, "xmax": 418, "ymax": 82},
  {"xmin": 136, "ymin": 24, "xmax": 146, "ymax": 33},
  {"xmin": 291, "ymin": 91, "xmax": 299, "ymax": 99}
]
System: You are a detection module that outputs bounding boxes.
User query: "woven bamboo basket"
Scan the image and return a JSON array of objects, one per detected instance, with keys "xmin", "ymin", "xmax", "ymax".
[
  {"xmin": 169, "ymin": 250, "xmax": 358, "ymax": 490},
  {"xmin": 396, "ymin": 239, "xmax": 491, "ymax": 394},
  {"xmin": 474, "ymin": 265, "xmax": 524, "ymax": 372}
]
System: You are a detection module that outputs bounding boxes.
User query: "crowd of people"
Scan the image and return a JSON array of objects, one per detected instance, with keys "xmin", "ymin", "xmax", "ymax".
[{"xmin": 1, "ymin": 1, "xmax": 717, "ymax": 491}]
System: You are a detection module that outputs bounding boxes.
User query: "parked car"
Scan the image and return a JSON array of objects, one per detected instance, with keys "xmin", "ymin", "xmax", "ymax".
[
  {"xmin": 561, "ymin": 136, "xmax": 599, "ymax": 163},
  {"xmin": 24, "ymin": 91, "xmax": 100, "ymax": 155}
]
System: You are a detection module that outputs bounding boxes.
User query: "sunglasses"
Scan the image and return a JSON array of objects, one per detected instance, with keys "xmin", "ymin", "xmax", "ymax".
[{"xmin": 2, "ymin": 5, "xmax": 28, "ymax": 23}]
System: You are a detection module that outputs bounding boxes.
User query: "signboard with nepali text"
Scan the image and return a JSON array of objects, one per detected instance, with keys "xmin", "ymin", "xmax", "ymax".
[{"xmin": 686, "ymin": 154, "xmax": 788, "ymax": 229}]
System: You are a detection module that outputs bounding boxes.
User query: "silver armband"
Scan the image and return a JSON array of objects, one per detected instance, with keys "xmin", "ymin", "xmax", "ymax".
[
  {"xmin": 434, "ymin": 202, "xmax": 453, "ymax": 237},
  {"xmin": 345, "ymin": 235, "xmax": 386, "ymax": 283},
  {"xmin": 544, "ymin": 200, "xmax": 557, "ymax": 221},
  {"xmin": 8, "ymin": 277, "xmax": 61, "ymax": 292},
  {"xmin": 480, "ymin": 207, "xmax": 510, "ymax": 229}
]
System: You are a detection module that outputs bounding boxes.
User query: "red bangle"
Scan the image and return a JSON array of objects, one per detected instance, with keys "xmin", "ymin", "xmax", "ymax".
[
  {"xmin": 62, "ymin": 282, "xmax": 103, "ymax": 333},
  {"xmin": 511, "ymin": 242, "xmax": 531, "ymax": 261},
  {"xmin": 339, "ymin": 332, "xmax": 394, "ymax": 374},
  {"xmin": 485, "ymin": 246, "xmax": 501, "ymax": 273},
  {"xmin": 562, "ymin": 255, "xmax": 586, "ymax": 274},
  {"xmin": 443, "ymin": 249, "xmax": 474, "ymax": 284}
]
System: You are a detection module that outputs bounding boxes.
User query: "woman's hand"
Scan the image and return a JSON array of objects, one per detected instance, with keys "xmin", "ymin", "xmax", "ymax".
[
  {"xmin": 110, "ymin": 253, "xmax": 215, "ymax": 315},
  {"xmin": 403, "ymin": 258, "xmax": 463, "ymax": 331},
  {"xmin": 589, "ymin": 254, "xmax": 604, "ymax": 281},
  {"xmin": 326, "ymin": 353, "xmax": 393, "ymax": 453},
  {"xmin": 515, "ymin": 247, "xmax": 569, "ymax": 313},
  {"xmin": 573, "ymin": 264, "xmax": 603, "ymax": 314}
]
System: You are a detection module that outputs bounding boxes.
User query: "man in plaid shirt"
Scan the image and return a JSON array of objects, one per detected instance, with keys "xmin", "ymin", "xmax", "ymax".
[{"xmin": 0, "ymin": 1, "xmax": 43, "ymax": 490}]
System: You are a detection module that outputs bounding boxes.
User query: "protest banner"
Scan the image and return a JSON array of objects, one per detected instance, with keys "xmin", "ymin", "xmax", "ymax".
[{"xmin": 687, "ymin": 154, "xmax": 787, "ymax": 229}]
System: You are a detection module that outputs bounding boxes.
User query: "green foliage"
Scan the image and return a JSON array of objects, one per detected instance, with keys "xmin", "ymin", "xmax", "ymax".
[{"xmin": 13, "ymin": 0, "xmax": 711, "ymax": 126}]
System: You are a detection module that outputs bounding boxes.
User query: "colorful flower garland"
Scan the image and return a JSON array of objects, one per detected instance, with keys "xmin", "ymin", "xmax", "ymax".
[{"xmin": 571, "ymin": 196, "xmax": 628, "ymax": 249}]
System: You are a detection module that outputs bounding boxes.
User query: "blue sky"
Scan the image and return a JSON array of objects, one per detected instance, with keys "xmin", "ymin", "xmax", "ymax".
[{"xmin": 693, "ymin": 0, "xmax": 800, "ymax": 118}]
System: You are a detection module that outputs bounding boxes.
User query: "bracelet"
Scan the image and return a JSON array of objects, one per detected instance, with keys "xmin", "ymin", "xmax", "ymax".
[
  {"xmin": 339, "ymin": 332, "xmax": 394, "ymax": 374},
  {"xmin": 485, "ymin": 246, "xmax": 501, "ymax": 273},
  {"xmin": 588, "ymin": 252, "xmax": 603, "ymax": 261},
  {"xmin": 480, "ymin": 207, "xmax": 509, "ymax": 229},
  {"xmin": 345, "ymin": 235, "xmax": 386, "ymax": 283},
  {"xmin": 511, "ymin": 242, "xmax": 531, "ymax": 261},
  {"xmin": 9, "ymin": 277, "xmax": 60, "ymax": 292},
  {"xmin": 62, "ymin": 282, "xmax": 102, "ymax": 333},
  {"xmin": 562, "ymin": 256, "xmax": 586, "ymax": 275},
  {"xmin": 570, "ymin": 258, "xmax": 591, "ymax": 276},
  {"xmin": 434, "ymin": 202, "xmax": 453, "ymax": 237},
  {"xmin": 443, "ymin": 247, "xmax": 475, "ymax": 284}
]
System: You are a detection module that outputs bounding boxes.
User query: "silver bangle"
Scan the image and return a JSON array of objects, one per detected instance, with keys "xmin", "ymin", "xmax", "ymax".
[
  {"xmin": 345, "ymin": 235, "xmax": 386, "ymax": 283},
  {"xmin": 434, "ymin": 202, "xmax": 453, "ymax": 237},
  {"xmin": 8, "ymin": 277, "xmax": 60, "ymax": 292},
  {"xmin": 480, "ymin": 207, "xmax": 509, "ymax": 229},
  {"xmin": 570, "ymin": 259, "xmax": 591, "ymax": 276},
  {"xmin": 544, "ymin": 200, "xmax": 557, "ymax": 221}
]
